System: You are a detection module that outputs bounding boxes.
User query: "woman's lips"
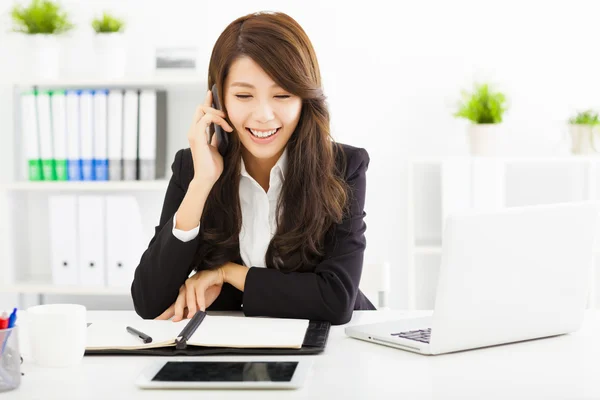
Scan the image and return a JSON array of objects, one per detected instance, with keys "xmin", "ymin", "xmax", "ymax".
[{"xmin": 246, "ymin": 127, "xmax": 281, "ymax": 144}]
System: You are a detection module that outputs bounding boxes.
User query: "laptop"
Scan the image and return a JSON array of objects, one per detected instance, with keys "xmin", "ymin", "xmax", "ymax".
[{"xmin": 346, "ymin": 202, "xmax": 599, "ymax": 355}]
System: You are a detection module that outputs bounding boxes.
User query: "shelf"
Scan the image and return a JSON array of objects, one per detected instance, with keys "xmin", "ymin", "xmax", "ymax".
[
  {"xmin": 9, "ymin": 73, "xmax": 207, "ymax": 88},
  {"xmin": 0, "ymin": 281, "xmax": 130, "ymax": 296},
  {"xmin": 1, "ymin": 180, "xmax": 169, "ymax": 192},
  {"xmin": 414, "ymin": 245, "xmax": 442, "ymax": 255},
  {"xmin": 414, "ymin": 246, "xmax": 600, "ymax": 256},
  {"xmin": 409, "ymin": 156, "xmax": 600, "ymax": 164}
]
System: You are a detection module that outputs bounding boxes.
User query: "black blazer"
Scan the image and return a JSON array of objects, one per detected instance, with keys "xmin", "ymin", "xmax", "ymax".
[{"xmin": 131, "ymin": 143, "xmax": 375, "ymax": 325}]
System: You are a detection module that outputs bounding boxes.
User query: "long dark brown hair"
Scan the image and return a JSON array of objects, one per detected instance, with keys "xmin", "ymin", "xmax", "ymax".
[{"xmin": 193, "ymin": 11, "xmax": 349, "ymax": 272}]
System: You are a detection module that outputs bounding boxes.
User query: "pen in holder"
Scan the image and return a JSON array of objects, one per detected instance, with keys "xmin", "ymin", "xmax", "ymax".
[{"xmin": 0, "ymin": 326, "xmax": 21, "ymax": 392}]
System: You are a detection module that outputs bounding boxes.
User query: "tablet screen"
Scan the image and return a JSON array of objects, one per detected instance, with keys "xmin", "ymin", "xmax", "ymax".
[{"xmin": 151, "ymin": 361, "xmax": 299, "ymax": 382}]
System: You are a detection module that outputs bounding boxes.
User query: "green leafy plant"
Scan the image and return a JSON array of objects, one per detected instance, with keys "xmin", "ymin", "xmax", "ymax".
[
  {"xmin": 92, "ymin": 12, "xmax": 125, "ymax": 33},
  {"xmin": 454, "ymin": 83, "xmax": 508, "ymax": 124},
  {"xmin": 569, "ymin": 110, "xmax": 600, "ymax": 126},
  {"xmin": 10, "ymin": 0, "xmax": 73, "ymax": 34}
]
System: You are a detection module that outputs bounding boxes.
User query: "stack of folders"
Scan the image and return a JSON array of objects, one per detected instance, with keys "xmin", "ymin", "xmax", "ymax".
[
  {"xmin": 21, "ymin": 89, "xmax": 167, "ymax": 181},
  {"xmin": 48, "ymin": 194, "xmax": 147, "ymax": 288}
]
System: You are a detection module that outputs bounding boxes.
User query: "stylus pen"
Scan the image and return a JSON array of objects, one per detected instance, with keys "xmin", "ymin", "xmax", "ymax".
[{"xmin": 126, "ymin": 326, "xmax": 153, "ymax": 344}]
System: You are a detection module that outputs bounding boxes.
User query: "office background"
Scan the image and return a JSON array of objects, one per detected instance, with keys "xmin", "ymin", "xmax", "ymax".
[{"xmin": 0, "ymin": 0, "xmax": 599, "ymax": 311}]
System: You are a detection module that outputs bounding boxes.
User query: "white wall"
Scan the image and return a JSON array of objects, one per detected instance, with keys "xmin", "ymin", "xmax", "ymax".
[{"xmin": 1, "ymin": 0, "xmax": 599, "ymax": 309}]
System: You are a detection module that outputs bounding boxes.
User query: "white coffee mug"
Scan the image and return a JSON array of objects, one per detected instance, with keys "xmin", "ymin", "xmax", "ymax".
[{"xmin": 26, "ymin": 304, "xmax": 87, "ymax": 367}]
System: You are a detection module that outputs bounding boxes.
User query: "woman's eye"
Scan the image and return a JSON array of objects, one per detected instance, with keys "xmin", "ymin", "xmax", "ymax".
[{"xmin": 235, "ymin": 95, "xmax": 290, "ymax": 99}]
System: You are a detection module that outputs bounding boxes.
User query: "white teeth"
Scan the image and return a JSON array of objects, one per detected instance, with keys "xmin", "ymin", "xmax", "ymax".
[{"xmin": 249, "ymin": 128, "xmax": 278, "ymax": 138}]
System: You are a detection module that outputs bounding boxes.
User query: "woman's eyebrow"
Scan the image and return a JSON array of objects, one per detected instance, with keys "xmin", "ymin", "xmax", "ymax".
[{"xmin": 230, "ymin": 82, "xmax": 281, "ymax": 89}]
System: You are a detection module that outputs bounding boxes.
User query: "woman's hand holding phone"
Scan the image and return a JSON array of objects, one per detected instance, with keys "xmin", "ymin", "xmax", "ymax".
[{"xmin": 187, "ymin": 90, "xmax": 234, "ymax": 185}]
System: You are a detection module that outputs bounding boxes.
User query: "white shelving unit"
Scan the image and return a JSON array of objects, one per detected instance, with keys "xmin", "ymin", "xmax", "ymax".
[
  {"xmin": 0, "ymin": 282, "xmax": 129, "ymax": 296},
  {"xmin": 0, "ymin": 75, "xmax": 206, "ymax": 307},
  {"xmin": 407, "ymin": 156, "xmax": 600, "ymax": 310},
  {"xmin": 8, "ymin": 72, "xmax": 206, "ymax": 89},
  {"xmin": 2, "ymin": 180, "xmax": 169, "ymax": 192}
]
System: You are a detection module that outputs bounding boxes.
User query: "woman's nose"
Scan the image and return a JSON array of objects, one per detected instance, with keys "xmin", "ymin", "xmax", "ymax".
[{"xmin": 253, "ymin": 101, "xmax": 275, "ymax": 123}]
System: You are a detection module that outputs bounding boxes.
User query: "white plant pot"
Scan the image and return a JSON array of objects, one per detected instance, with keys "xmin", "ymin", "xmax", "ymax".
[
  {"xmin": 94, "ymin": 33, "xmax": 127, "ymax": 79},
  {"xmin": 27, "ymin": 34, "xmax": 60, "ymax": 80},
  {"xmin": 569, "ymin": 124, "xmax": 600, "ymax": 155},
  {"xmin": 59, "ymin": 33, "xmax": 95, "ymax": 79},
  {"xmin": 467, "ymin": 124, "xmax": 503, "ymax": 156}
]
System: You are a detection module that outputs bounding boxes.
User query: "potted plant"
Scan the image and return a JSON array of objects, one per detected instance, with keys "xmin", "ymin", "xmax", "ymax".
[
  {"xmin": 92, "ymin": 12, "xmax": 126, "ymax": 79},
  {"xmin": 10, "ymin": 0, "xmax": 73, "ymax": 80},
  {"xmin": 454, "ymin": 83, "xmax": 508, "ymax": 156},
  {"xmin": 568, "ymin": 110, "xmax": 600, "ymax": 155}
]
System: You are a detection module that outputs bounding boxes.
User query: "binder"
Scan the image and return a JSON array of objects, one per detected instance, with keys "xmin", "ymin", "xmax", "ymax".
[
  {"xmin": 50, "ymin": 90, "xmax": 68, "ymax": 181},
  {"xmin": 122, "ymin": 90, "xmax": 139, "ymax": 181},
  {"xmin": 85, "ymin": 313, "xmax": 330, "ymax": 356},
  {"xmin": 107, "ymin": 90, "xmax": 124, "ymax": 181},
  {"xmin": 138, "ymin": 90, "xmax": 167, "ymax": 180},
  {"xmin": 77, "ymin": 195, "xmax": 106, "ymax": 286},
  {"xmin": 105, "ymin": 195, "xmax": 145, "ymax": 288},
  {"xmin": 21, "ymin": 91, "xmax": 42, "ymax": 181},
  {"xmin": 37, "ymin": 90, "xmax": 57, "ymax": 181},
  {"xmin": 48, "ymin": 195, "xmax": 79, "ymax": 285},
  {"xmin": 93, "ymin": 90, "xmax": 109, "ymax": 181},
  {"xmin": 80, "ymin": 90, "xmax": 95, "ymax": 181},
  {"xmin": 66, "ymin": 90, "xmax": 82, "ymax": 181}
]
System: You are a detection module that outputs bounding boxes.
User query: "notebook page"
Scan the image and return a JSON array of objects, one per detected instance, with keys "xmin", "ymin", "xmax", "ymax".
[
  {"xmin": 86, "ymin": 319, "xmax": 188, "ymax": 350},
  {"xmin": 188, "ymin": 316, "xmax": 309, "ymax": 348}
]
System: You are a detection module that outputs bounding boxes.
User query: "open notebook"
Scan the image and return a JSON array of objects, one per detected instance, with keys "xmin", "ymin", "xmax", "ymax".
[{"xmin": 86, "ymin": 313, "xmax": 310, "ymax": 351}]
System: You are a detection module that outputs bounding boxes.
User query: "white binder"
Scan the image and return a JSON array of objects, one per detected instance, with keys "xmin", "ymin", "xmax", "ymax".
[
  {"xmin": 105, "ymin": 195, "xmax": 145, "ymax": 288},
  {"xmin": 93, "ymin": 90, "xmax": 109, "ymax": 181},
  {"xmin": 80, "ymin": 90, "xmax": 95, "ymax": 181},
  {"xmin": 77, "ymin": 195, "xmax": 106, "ymax": 286},
  {"xmin": 107, "ymin": 90, "xmax": 124, "ymax": 181},
  {"xmin": 48, "ymin": 195, "xmax": 79, "ymax": 285},
  {"xmin": 50, "ymin": 90, "xmax": 68, "ymax": 181},
  {"xmin": 65, "ymin": 90, "xmax": 82, "ymax": 181},
  {"xmin": 122, "ymin": 90, "xmax": 139, "ymax": 181},
  {"xmin": 138, "ymin": 90, "xmax": 167, "ymax": 180},
  {"xmin": 138, "ymin": 90, "xmax": 157, "ymax": 180},
  {"xmin": 37, "ymin": 90, "xmax": 54, "ymax": 181},
  {"xmin": 21, "ymin": 91, "xmax": 42, "ymax": 181}
]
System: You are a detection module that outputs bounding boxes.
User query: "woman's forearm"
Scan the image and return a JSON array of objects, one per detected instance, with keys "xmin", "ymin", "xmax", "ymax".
[
  {"xmin": 222, "ymin": 263, "xmax": 249, "ymax": 292},
  {"xmin": 175, "ymin": 179, "xmax": 213, "ymax": 230}
]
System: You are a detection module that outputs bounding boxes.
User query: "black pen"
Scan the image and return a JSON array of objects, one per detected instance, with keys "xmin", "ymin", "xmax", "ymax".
[{"xmin": 126, "ymin": 326, "xmax": 153, "ymax": 344}]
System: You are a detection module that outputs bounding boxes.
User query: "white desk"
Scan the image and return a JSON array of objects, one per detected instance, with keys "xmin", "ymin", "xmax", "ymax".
[{"xmin": 6, "ymin": 310, "xmax": 600, "ymax": 399}]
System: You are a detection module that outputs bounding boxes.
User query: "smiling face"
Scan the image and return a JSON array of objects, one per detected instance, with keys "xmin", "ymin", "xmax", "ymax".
[{"xmin": 224, "ymin": 56, "xmax": 302, "ymax": 163}]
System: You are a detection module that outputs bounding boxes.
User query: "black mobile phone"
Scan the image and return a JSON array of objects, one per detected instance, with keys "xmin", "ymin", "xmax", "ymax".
[{"xmin": 211, "ymin": 84, "xmax": 230, "ymax": 156}]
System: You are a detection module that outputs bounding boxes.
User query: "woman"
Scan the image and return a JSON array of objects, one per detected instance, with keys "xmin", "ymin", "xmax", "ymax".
[{"xmin": 131, "ymin": 11, "xmax": 375, "ymax": 325}]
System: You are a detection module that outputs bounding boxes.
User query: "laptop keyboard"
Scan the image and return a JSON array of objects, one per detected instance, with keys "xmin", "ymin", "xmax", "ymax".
[{"xmin": 391, "ymin": 328, "xmax": 431, "ymax": 343}]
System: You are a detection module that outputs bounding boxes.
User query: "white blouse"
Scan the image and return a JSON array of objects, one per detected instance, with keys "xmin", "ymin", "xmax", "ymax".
[{"xmin": 171, "ymin": 149, "xmax": 288, "ymax": 269}]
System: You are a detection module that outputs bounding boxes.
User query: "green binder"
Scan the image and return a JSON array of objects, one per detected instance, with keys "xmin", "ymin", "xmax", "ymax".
[
  {"xmin": 37, "ymin": 90, "xmax": 57, "ymax": 181},
  {"xmin": 50, "ymin": 90, "xmax": 68, "ymax": 181},
  {"xmin": 21, "ymin": 90, "xmax": 43, "ymax": 181}
]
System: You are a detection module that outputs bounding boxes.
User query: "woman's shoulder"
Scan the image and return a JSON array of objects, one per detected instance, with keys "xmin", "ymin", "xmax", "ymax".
[{"xmin": 332, "ymin": 142, "xmax": 370, "ymax": 181}]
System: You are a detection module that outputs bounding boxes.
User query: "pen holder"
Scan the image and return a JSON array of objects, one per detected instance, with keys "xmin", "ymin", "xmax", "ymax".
[{"xmin": 0, "ymin": 326, "xmax": 21, "ymax": 392}]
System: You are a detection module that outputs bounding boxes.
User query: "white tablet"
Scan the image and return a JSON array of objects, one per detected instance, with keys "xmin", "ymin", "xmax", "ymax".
[{"xmin": 135, "ymin": 359, "xmax": 312, "ymax": 390}]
